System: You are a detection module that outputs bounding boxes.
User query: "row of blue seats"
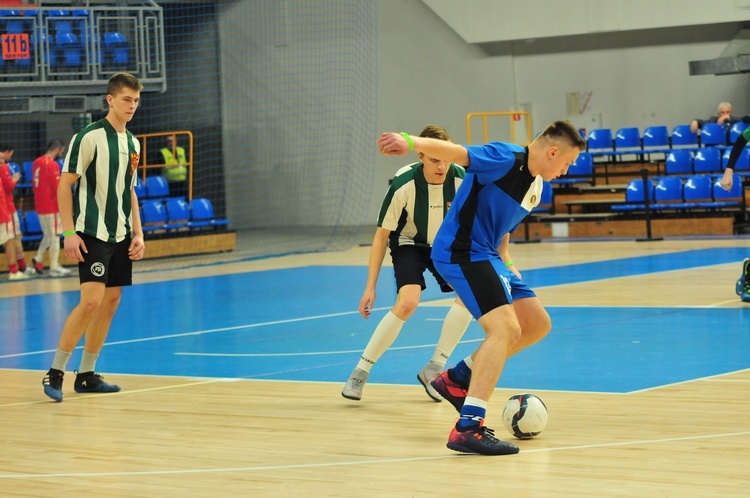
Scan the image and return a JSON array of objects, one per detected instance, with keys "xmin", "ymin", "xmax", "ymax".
[
  {"xmin": 141, "ymin": 198, "xmax": 230, "ymax": 234},
  {"xmin": 8, "ymin": 164, "xmax": 178, "ymax": 204},
  {"xmin": 134, "ymin": 175, "xmax": 183, "ymax": 202},
  {"xmin": 585, "ymin": 122, "xmax": 750, "ymax": 160},
  {"xmin": 1, "ymin": 9, "xmax": 130, "ymax": 69},
  {"xmin": 612, "ymin": 174, "xmax": 745, "ymax": 212},
  {"xmin": 17, "ymin": 198, "xmax": 230, "ymax": 245},
  {"xmin": 552, "ymin": 147, "xmax": 750, "ymax": 187}
]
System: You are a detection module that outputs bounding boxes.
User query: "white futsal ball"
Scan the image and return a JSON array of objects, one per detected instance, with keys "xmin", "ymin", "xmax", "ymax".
[{"xmin": 501, "ymin": 393, "xmax": 548, "ymax": 439}]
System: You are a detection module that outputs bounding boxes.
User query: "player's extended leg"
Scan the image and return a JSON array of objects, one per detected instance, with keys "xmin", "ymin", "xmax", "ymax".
[
  {"xmin": 74, "ymin": 286, "xmax": 123, "ymax": 394},
  {"xmin": 42, "ymin": 281, "xmax": 106, "ymax": 401},
  {"xmin": 446, "ymin": 305, "xmax": 521, "ymax": 455},
  {"xmin": 342, "ymin": 284, "xmax": 422, "ymax": 400},
  {"xmin": 417, "ymin": 298, "xmax": 472, "ymax": 402},
  {"xmin": 431, "ymin": 298, "xmax": 549, "ymax": 410}
]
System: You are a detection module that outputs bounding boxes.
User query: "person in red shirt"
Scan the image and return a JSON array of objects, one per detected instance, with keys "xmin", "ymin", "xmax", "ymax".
[
  {"xmin": 31, "ymin": 139, "xmax": 71, "ymax": 277},
  {"xmin": 0, "ymin": 144, "xmax": 30, "ymax": 281},
  {"xmin": 0, "ymin": 156, "xmax": 10, "ymax": 252}
]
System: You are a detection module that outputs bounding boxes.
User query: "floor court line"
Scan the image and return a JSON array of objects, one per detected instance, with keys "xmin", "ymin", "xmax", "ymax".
[
  {"xmin": 0, "ymin": 307, "xmax": 391, "ymax": 360},
  {"xmin": 1, "ymin": 430, "xmax": 747, "ymax": 480}
]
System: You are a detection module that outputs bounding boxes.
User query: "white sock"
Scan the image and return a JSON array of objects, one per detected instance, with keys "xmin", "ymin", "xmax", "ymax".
[
  {"xmin": 461, "ymin": 355, "xmax": 474, "ymax": 369},
  {"xmin": 431, "ymin": 302, "xmax": 473, "ymax": 367},
  {"xmin": 49, "ymin": 237, "xmax": 62, "ymax": 270},
  {"xmin": 355, "ymin": 311, "xmax": 405, "ymax": 373}
]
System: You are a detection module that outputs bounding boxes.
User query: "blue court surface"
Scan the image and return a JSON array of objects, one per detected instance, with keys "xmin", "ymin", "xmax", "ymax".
[{"xmin": 1, "ymin": 247, "xmax": 749, "ymax": 394}]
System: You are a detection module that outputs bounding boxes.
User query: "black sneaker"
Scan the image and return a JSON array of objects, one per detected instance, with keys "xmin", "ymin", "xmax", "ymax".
[
  {"xmin": 447, "ymin": 421, "xmax": 520, "ymax": 455},
  {"xmin": 736, "ymin": 258, "xmax": 749, "ymax": 296},
  {"xmin": 42, "ymin": 368, "xmax": 64, "ymax": 402},
  {"xmin": 74, "ymin": 371, "xmax": 121, "ymax": 393}
]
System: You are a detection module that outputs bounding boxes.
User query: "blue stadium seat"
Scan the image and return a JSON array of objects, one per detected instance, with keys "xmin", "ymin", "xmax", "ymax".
[
  {"xmin": 641, "ymin": 125, "xmax": 671, "ymax": 160},
  {"xmin": 103, "ymin": 31, "xmax": 129, "ymax": 67},
  {"xmin": 614, "ymin": 127, "xmax": 643, "ymax": 160},
  {"xmin": 699, "ymin": 123, "xmax": 728, "ymax": 147},
  {"xmin": 165, "ymin": 198, "xmax": 190, "ymax": 230},
  {"xmin": 610, "ymin": 179, "xmax": 655, "ymax": 212},
  {"xmin": 133, "ymin": 181, "xmax": 146, "ymax": 199},
  {"xmin": 11, "ymin": 161, "xmax": 32, "ymax": 189},
  {"xmin": 145, "ymin": 175, "xmax": 170, "ymax": 200},
  {"xmin": 664, "ymin": 150, "xmax": 692, "ymax": 176},
  {"xmin": 141, "ymin": 200, "xmax": 168, "ymax": 233},
  {"xmin": 711, "ymin": 174, "xmax": 743, "ymax": 208},
  {"xmin": 671, "ymin": 124, "xmax": 698, "ymax": 149},
  {"xmin": 47, "ymin": 9, "xmax": 72, "ymax": 35},
  {"xmin": 189, "ymin": 198, "xmax": 230, "ymax": 229},
  {"xmin": 721, "ymin": 147, "xmax": 750, "ymax": 171},
  {"xmin": 693, "ymin": 148, "xmax": 722, "ymax": 173},
  {"xmin": 22, "ymin": 211, "xmax": 44, "ymax": 243},
  {"xmin": 729, "ymin": 122, "xmax": 750, "ymax": 143},
  {"xmin": 614, "ymin": 127, "xmax": 641, "ymax": 151},
  {"xmin": 552, "ymin": 152, "xmax": 593, "ymax": 186},
  {"xmin": 587, "ymin": 129, "xmax": 612, "ymax": 148},
  {"xmin": 683, "ymin": 175, "xmax": 713, "ymax": 203},
  {"xmin": 652, "ymin": 176, "xmax": 687, "ymax": 210},
  {"xmin": 55, "ymin": 31, "xmax": 82, "ymax": 67}
]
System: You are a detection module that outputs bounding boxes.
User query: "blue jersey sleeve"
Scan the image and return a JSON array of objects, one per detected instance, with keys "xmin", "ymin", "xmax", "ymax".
[{"xmin": 465, "ymin": 142, "xmax": 524, "ymax": 184}]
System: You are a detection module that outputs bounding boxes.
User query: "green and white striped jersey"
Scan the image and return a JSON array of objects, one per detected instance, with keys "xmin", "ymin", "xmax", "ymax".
[
  {"xmin": 378, "ymin": 162, "xmax": 465, "ymax": 249},
  {"xmin": 63, "ymin": 118, "xmax": 140, "ymax": 243}
]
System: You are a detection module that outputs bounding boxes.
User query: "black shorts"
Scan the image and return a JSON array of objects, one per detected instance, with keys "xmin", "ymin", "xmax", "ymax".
[
  {"xmin": 390, "ymin": 244, "xmax": 452, "ymax": 293},
  {"xmin": 77, "ymin": 232, "xmax": 133, "ymax": 287}
]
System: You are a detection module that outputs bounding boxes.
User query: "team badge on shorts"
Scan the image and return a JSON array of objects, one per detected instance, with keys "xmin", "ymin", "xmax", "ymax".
[
  {"xmin": 130, "ymin": 152, "xmax": 140, "ymax": 174},
  {"xmin": 91, "ymin": 262, "xmax": 106, "ymax": 277}
]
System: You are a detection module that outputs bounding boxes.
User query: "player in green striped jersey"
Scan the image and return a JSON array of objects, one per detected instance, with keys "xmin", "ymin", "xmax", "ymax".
[
  {"xmin": 43, "ymin": 73, "xmax": 146, "ymax": 402},
  {"xmin": 342, "ymin": 125, "xmax": 475, "ymax": 402}
]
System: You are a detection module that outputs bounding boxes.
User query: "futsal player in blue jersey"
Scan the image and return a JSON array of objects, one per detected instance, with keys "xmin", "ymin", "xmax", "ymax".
[{"xmin": 377, "ymin": 121, "xmax": 586, "ymax": 455}]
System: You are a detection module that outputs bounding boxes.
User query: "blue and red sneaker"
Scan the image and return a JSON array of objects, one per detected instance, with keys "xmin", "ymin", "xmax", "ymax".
[
  {"xmin": 447, "ymin": 421, "xmax": 519, "ymax": 455},
  {"xmin": 430, "ymin": 370, "xmax": 468, "ymax": 412}
]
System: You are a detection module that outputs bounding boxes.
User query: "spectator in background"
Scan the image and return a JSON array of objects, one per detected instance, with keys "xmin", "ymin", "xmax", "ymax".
[
  {"xmin": 0, "ymin": 143, "xmax": 31, "ymax": 280},
  {"xmin": 690, "ymin": 102, "xmax": 742, "ymax": 133},
  {"xmin": 160, "ymin": 134, "xmax": 188, "ymax": 199},
  {"xmin": 31, "ymin": 139, "xmax": 71, "ymax": 277}
]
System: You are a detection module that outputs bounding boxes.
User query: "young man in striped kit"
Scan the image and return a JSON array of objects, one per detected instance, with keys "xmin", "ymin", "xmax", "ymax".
[
  {"xmin": 342, "ymin": 125, "xmax": 474, "ymax": 402},
  {"xmin": 42, "ymin": 72, "xmax": 146, "ymax": 402}
]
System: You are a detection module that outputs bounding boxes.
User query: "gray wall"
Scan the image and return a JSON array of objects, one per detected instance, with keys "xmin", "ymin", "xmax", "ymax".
[{"xmin": 7, "ymin": 1, "xmax": 750, "ymax": 230}]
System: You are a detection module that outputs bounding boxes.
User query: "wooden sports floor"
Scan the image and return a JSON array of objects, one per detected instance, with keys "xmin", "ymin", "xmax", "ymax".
[{"xmin": 1, "ymin": 236, "xmax": 749, "ymax": 497}]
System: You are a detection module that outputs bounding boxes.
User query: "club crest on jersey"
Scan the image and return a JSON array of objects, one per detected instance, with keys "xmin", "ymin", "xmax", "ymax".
[
  {"xmin": 446, "ymin": 201, "xmax": 452, "ymax": 210},
  {"xmin": 530, "ymin": 194, "xmax": 537, "ymax": 205},
  {"xmin": 130, "ymin": 153, "xmax": 140, "ymax": 173}
]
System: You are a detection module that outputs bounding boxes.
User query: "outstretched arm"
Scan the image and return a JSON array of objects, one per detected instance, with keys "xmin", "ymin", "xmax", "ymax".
[
  {"xmin": 359, "ymin": 227, "xmax": 390, "ymax": 319},
  {"xmin": 721, "ymin": 129, "xmax": 749, "ymax": 191},
  {"xmin": 377, "ymin": 132, "xmax": 470, "ymax": 166}
]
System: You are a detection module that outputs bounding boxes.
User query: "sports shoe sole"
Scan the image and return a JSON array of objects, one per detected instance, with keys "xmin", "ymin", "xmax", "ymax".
[{"xmin": 43, "ymin": 385, "xmax": 63, "ymax": 402}]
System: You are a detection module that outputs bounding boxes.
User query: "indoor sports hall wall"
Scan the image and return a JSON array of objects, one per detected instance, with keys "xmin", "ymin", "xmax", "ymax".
[{"xmin": 2, "ymin": 0, "xmax": 750, "ymax": 269}]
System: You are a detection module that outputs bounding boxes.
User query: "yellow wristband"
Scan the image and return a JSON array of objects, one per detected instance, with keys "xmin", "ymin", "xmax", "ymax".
[
  {"xmin": 399, "ymin": 132, "xmax": 414, "ymax": 151},
  {"xmin": 504, "ymin": 259, "xmax": 514, "ymax": 268}
]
